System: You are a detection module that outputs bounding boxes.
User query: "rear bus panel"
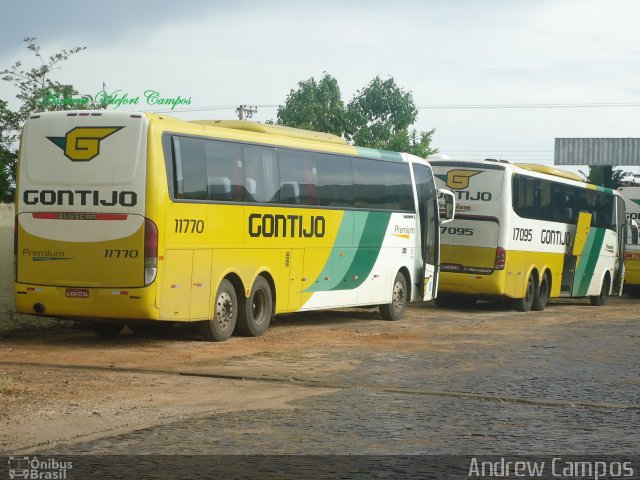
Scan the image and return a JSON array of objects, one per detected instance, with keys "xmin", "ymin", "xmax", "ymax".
[{"xmin": 14, "ymin": 111, "xmax": 155, "ymax": 320}]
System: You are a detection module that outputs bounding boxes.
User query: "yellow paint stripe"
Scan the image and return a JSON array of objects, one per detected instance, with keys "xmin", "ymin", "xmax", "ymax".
[
  {"xmin": 572, "ymin": 211, "xmax": 592, "ymax": 256},
  {"xmin": 392, "ymin": 234, "xmax": 410, "ymax": 240}
]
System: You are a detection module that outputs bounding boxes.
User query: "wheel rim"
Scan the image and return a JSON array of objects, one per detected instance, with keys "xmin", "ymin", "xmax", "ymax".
[
  {"xmin": 215, "ymin": 291, "xmax": 234, "ymax": 330},
  {"xmin": 251, "ymin": 288, "xmax": 268, "ymax": 326},
  {"xmin": 392, "ymin": 280, "xmax": 406, "ymax": 312}
]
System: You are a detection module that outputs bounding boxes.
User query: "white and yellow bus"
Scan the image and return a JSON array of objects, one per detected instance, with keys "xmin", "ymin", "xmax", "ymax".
[
  {"xmin": 617, "ymin": 186, "xmax": 640, "ymax": 296},
  {"xmin": 430, "ymin": 159, "xmax": 627, "ymax": 311},
  {"xmin": 14, "ymin": 111, "xmax": 455, "ymax": 341}
]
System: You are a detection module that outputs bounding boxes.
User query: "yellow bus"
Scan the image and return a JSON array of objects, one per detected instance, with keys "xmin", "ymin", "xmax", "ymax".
[
  {"xmin": 14, "ymin": 111, "xmax": 454, "ymax": 341},
  {"xmin": 430, "ymin": 159, "xmax": 627, "ymax": 311},
  {"xmin": 617, "ymin": 186, "xmax": 640, "ymax": 296}
]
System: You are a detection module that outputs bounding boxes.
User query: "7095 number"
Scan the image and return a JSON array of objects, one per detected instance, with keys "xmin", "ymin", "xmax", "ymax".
[
  {"xmin": 513, "ymin": 227, "xmax": 533, "ymax": 242},
  {"xmin": 441, "ymin": 226, "xmax": 474, "ymax": 236}
]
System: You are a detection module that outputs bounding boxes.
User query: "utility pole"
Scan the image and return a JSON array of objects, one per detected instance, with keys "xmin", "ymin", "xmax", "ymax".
[{"xmin": 236, "ymin": 105, "xmax": 258, "ymax": 120}]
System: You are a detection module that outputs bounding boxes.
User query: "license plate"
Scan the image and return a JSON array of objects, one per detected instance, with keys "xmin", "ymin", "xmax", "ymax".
[{"xmin": 66, "ymin": 288, "xmax": 89, "ymax": 298}]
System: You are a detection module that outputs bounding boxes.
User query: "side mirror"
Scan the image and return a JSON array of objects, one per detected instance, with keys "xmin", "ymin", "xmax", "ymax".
[{"xmin": 438, "ymin": 189, "xmax": 456, "ymax": 224}]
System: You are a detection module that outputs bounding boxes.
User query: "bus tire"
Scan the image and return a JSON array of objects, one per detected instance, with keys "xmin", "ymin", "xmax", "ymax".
[
  {"xmin": 199, "ymin": 279, "xmax": 237, "ymax": 341},
  {"xmin": 532, "ymin": 272, "xmax": 549, "ymax": 311},
  {"xmin": 236, "ymin": 276, "xmax": 272, "ymax": 337},
  {"xmin": 91, "ymin": 322, "xmax": 124, "ymax": 337},
  {"xmin": 514, "ymin": 273, "xmax": 535, "ymax": 312},
  {"xmin": 590, "ymin": 274, "xmax": 610, "ymax": 306},
  {"xmin": 380, "ymin": 272, "xmax": 408, "ymax": 321}
]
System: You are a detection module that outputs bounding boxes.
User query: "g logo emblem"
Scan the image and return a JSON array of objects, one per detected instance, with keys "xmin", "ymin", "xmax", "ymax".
[
  {"xmin": 47, "ymin": 126, "xmax": 123, "ymax": 161},
  {"xmin": 445, "ymin": 169, "xmax": 480, "ymax": 189}
]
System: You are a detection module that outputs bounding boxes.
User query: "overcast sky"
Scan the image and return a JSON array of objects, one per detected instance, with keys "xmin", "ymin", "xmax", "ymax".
[{"xmin": 2, "ymin": 0, "xmax": 639, "ymax": 170}]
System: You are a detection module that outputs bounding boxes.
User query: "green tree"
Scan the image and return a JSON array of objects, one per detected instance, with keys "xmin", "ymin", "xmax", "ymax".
[
  {"xmin": 345, "ymin": 76, "xmax": 436, "ymax": 156},
  {"xmin": 276, "ymin": 74, "xmax": 437, "ymax": 157},
  {"xmin": 276, "ymin": 73, "xmax": 346, "ymax": 136},
  {"xmin": 584, "ymin": 165, "xmax": 634, "ymax": 188},
  {"xmin": 0, "ymin": 38, "xmax": 102, "ymax": 202}
]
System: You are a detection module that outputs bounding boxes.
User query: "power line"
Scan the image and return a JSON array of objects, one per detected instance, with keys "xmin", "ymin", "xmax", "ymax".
[
  {"xmin": 417, "ymin": 102, "xmax": 640, "ymax": 109},
  {"xmin": 147, "ymin": 101, "xmax": 640, "ymax": 114}
]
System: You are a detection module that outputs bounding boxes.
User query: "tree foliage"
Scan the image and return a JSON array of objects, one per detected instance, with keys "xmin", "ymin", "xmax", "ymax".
[
  {"xmin": 583, "ymin": 166, "xmax": 636, "ymax": 188},
  {"xmin": 276, "ymin": 74, "xmax": 345, "ymax": 136},
  {"xmin": 0, "ymin": 38, "xmax": 101, "ymax": 202},
  {"xmin": 276, "ymin": 73, "xmax": 437, "ymax": 157}
]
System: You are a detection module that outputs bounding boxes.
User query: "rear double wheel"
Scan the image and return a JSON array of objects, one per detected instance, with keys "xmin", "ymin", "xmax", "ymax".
[
  {"xmin": 532, "ymin": 272, "xmax": 549, "ymax": 311},
  {"xmin": 236, "ymin": 276, "xmax": 273, "ymax": 337},
  {"xmin": 199, "ymin": 279, "xmax": 237, "ymax": 341},
  {"xmin": 514, "ymin": 273, "xmax": 535, "ymax": 312}
]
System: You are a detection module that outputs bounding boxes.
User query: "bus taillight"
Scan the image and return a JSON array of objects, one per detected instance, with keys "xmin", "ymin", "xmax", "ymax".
[
  {"xmin": 144, "ymin": 218, "xmax": 158, "ymax": 285},
  {"xmin": 494, "ymin": 247, "xmax": 506, "ymax": 270}
]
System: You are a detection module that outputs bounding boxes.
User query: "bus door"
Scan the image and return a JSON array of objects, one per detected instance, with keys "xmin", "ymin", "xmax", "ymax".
[
  {"xmin": 422, "ymin": 197, "xmax": 439, "ymax": 300},
  {"xmin": 613, "ymin": 196, "xmax": 626, "ymax": 295},
  {"xmin": 561, "ymin": 211, "xmax": 591, "ymax": 296},
  {"xmin": 412, "ymin": 163, "xmax": 437, "ymax": 300}
]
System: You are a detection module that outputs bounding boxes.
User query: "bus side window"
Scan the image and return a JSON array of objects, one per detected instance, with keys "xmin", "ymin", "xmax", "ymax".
[
  {"xmin": 281, "ymin": 182, "xmax": 301, "ymax": 204},
  {"xmin": 203, "ymin": 139, "xmax": 243, "ymax": 202},
  {"xmin": 207, "ymin": 177, "xmax": 231, "ymax": 201},
  {"xmin": 245, "ymin": 178, "xmax": 257, "ymax": 202},
  {"xmin": 243, "ymin": 145, "xmax": 280, "ymax": 204},
  {"xmin": 316, "ymin": 155, "xmax": 353, "ymax": 208},
  {"xmin": 278, "ymin": 150, "xmax": 317, "ymax": 206},
  {"xmin": 353, "ymin": 157, "xmax": 385, "ymax": 209},
  {"xmin": 174, "ymin": 136, "xmax": 207, "ymax": 200}
]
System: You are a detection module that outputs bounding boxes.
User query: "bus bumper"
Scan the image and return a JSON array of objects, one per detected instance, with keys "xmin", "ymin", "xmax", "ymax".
[
  {"xmin": 438, "ymin": 270, "xmax": 506, "ymax": 296},
  {"xmin": 624, "ymin": 268, "xmax": 640, "ymax": 286},
  {"xmin": 14, "ymin": 283, "xmax": 160, "ymax": 321}
]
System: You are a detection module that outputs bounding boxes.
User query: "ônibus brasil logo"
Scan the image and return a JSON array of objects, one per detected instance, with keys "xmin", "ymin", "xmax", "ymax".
[{"xmin": 47, "ymin": 126, "xmax": 123, "ymax": 161}]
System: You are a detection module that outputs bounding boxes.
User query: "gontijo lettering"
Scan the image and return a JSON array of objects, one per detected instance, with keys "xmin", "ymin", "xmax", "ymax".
[
  {"xmin": 23, "ymin": 190, "xmax": 137, "ymax": 207},
  {"xmin": 249, "ymin": 213, "xmax": 325, "ymax": 238}
]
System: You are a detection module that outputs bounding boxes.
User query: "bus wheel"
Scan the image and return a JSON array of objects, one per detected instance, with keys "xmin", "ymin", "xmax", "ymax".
[
  {"xmin": 514, "ymin": 274, "xmax": 535, "ymax": 312},
  {"xmin": 236, "ymin": 276, "xmax": 273, "ymax": 337},
  {"xmin": 380, "ymin": 272, "xmax": 407, "ymax": 321},
  {"xmin": 590, "ymin": 275, "xmax": 610, "ymax": 306},
  {"xmin": 91, "ymin": 322, "xmax": 124, "ymax": 337},
  {"xmin": 532, "ymin": 273, "xmax": 549, "ymax": 311},
  {"xmin": 199, "ymin": 279, "xmax": 237, "ymax": 341}
]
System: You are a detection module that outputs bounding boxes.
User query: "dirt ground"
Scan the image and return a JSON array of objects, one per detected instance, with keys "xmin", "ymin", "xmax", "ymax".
[{"xmin": 1, "ymin": 297, "xmax": 638, "ymax": 453}]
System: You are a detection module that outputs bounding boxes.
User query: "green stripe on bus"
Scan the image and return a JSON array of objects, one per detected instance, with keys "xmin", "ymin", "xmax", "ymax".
[
  {"xmin": 572, "ymin": 227, "xmax": 606, "ymax": 296},
  {"xmin": 304, "ymin": 211, "xmax": 366, "ymax": 291},
  {"xmin": 305, "ymin": 211, "xmax": 391, "ymax": 292},
  {"xmin": 335, "ymin": 211, "xmax": 391, "ymax": 290},
  {"xmin": 594, "ymin": 185, "xmax": 614, "ymax": 194},
  {"xmin": 355, "ymin": 147, "xmax": 404, "ymax": 162}
]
